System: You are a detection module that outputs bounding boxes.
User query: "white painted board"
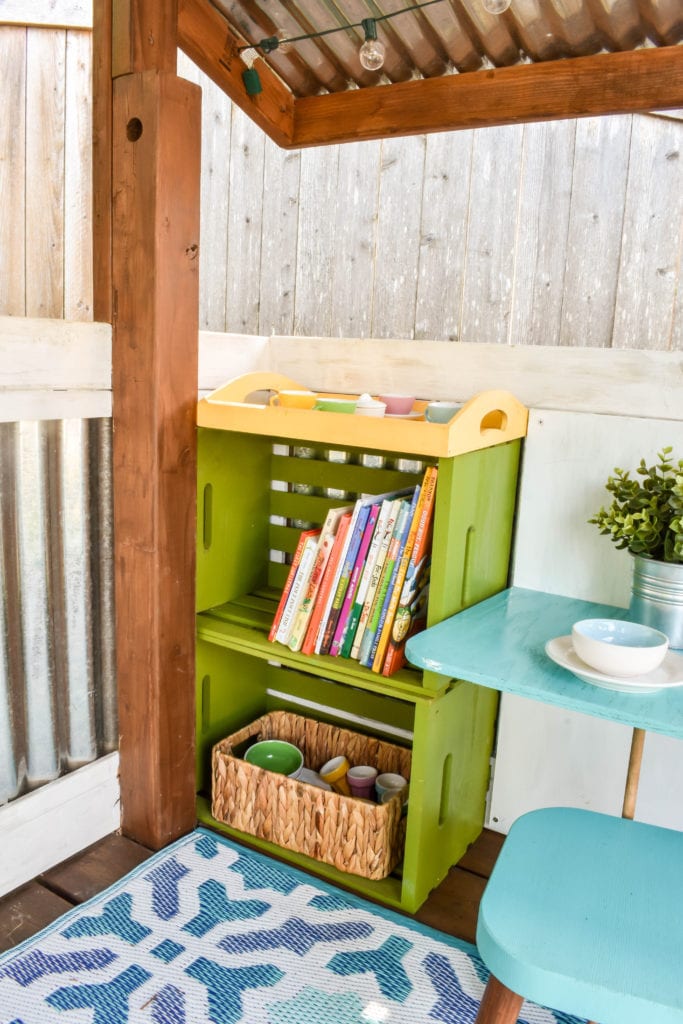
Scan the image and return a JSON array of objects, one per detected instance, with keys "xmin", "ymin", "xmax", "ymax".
[
  {"xmin": 0, "ymin": 1, "xmax": 92, "ymax": 29},
  {"xmin": 0, "ymin": 753, "xmax": 119, "ymax": 897},
  {"xmin": 488, "ymin": 409, "xmax": 683, "ymax": 832}
]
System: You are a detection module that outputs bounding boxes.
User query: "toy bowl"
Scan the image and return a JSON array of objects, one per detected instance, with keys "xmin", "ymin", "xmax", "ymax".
[
  {"xmin": 571, "ymin": 618, "xmax": 668, "ymax": 678},
  {"xmin": 245, "ymin": 739, "xmax": 304, "ymax": 778}
]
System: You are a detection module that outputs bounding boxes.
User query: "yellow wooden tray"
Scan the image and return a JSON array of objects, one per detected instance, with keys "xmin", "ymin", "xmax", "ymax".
[{"xmin": 197, "ymin": 372, "xmax": 528, "ymax": 458}]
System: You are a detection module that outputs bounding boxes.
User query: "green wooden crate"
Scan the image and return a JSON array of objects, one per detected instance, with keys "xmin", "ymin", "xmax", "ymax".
[{"xmin": 196, "ymin": 424, "xmax": 521, "ymax": 911}]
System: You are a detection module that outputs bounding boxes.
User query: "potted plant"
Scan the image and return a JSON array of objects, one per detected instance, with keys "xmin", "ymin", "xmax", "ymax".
[{"xmin": 589, "ymin": 447, "xmax": 683, "ymax": 649}]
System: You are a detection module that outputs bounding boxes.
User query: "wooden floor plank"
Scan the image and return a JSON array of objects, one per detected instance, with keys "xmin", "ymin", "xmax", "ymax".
[
  {"xmin": 416, "ymin": 866, "xmax": 487, "ymax": 945},
  {"xmin": 457, "ymin": 828, "xmax": 505, "ymax": 879},
  {"xmin": 0, "ymin": 826, "xmax": 503, "ymax": 952},
  {"xmin": 0, "ymin": 881, "xmax": 73, "ymax": 952},
  {"xmin": 38, "ymin": 833, "xmax": 152, "ymax": 904}
]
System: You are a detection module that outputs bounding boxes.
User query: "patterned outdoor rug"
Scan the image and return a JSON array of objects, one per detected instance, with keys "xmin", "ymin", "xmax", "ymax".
[{"xmin": 0, "ymin": 828, "xmax": 583, "ymax": 1024}]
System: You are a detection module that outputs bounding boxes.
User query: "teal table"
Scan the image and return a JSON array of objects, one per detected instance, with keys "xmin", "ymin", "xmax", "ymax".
[{"xmin": 406, "ymin": 586, "xmax": 683, "ymax": 817}]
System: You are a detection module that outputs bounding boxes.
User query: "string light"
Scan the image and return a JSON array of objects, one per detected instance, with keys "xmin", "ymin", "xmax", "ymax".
[
  {"xmin": 483, "ymin": 0, "xmax": 512, "ymax": 12},
  {"xmin": 237, "ymin": 0, "xmax": 459, "ymax": 93},
  {"xmin": 240, "ymin": 47, "xmax": 262, "ymax": 96},
  {"xmin": 359, "ymin": 19, "xmax": 386, "ymax": 72}
]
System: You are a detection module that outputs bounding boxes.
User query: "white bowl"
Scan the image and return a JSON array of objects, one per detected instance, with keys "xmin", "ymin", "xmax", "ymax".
[{"xmin": 571, "ymin": 619, "xmax": 669, "ymax": 678}]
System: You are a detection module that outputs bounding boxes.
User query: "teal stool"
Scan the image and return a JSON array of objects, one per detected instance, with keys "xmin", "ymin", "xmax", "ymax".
[{"xmin": 475, "ymin": 806, "xmax": 683, "ymax": 1024}]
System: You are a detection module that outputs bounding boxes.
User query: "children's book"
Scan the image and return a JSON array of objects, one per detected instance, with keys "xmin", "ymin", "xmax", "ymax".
[
  {"xmin": 287, "ymin": 505, "xmax": 352, "ymax": 653},
  {"xmin": 274, "ymin": 534, "xmax": 320, "ymax": 645},
  {"xmin": 365, "ymin": 487, "xmax": 421, "ymax": 669},
  {"xmin": 349, "ymin": 499, "xmax": 402, "ymax": 660},
  {"xmin": 357, "ymin": 497, "xmax": 412, "ymax": 667},
  {"xmin": 314, "ymin": 487, "xmax": 413, "ymax": 657},
  {"xmin": 320, "ymin": 504, "xmax": 372, "ymax": 655},
  {"xmin": 301, "ymin": 511, "xmax": 353, "ymax": 656},
  {"xmin": 381, "ymin": 466, "xmax": 438, "ymax": 676},
  {"xmin": 330, "ymin": 502, "xmax": 380, "ymax": 657},
  {"xmin": 268, "ymin": 527, "xmax": 321, "ymax": 642},
  {"xmin": 340, "ymin": 499, "xmax": 393, "ymax": 659},
  {"xmin": 371, "ymin": 467, "xmax": 436, "ymax": 672}
]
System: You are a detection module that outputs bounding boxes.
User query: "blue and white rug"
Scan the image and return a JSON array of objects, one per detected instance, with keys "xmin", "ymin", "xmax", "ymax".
[{"xmin": 0, "ymin": 828, "xmax": 583, "ymax": 1024}]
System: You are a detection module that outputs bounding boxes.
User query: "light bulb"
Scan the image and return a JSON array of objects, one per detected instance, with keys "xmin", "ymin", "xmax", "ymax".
[
  {"xmin": 359, "ymin": 38, "xmax": 386, "ymax": 70},
  {"xmin": 483, "ymin": 0, "xmax": 511, "ymax": 12},
  {"xmin": 359, "ymin": 18, "xmax": 385, "ymax": 72}
]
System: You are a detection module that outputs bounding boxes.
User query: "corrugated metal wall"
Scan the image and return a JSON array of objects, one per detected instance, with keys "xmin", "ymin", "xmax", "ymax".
[{"xmin": 0, "ymin": 418, "xmax": 117, "ymax": 805}]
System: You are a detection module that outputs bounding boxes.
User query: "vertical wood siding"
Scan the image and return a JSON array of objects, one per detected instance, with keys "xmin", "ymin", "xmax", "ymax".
[
  {"xmin": 175, "ymin": 52, "xmax": 683, "ymax": 351},
  {"xmin": 0, "ymin": 25, "xmax": 92, "ymax": 321},
  {"xmin": 1, "ymin": 30, "xmax": 680, "ymax": 349}
]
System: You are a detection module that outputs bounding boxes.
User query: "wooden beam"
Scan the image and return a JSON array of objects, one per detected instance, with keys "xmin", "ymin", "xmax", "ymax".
[
  {"xmin": 92, "ymin": 0, "xmax": 113, "ymax": 321},
  {"xmin": 112, "ymin": 0, "xmax": 178, "ymax": 76},
  {"xmin": 292, "ymin": 46, "xmax": 683, "ymax": 148},
  {"xmin": 177, "ymin": 0, "xmax": 294, "ymax": 148},
  {"xmin": 112, "ymin": 68, "xmax": 200, "ymax": 849}
]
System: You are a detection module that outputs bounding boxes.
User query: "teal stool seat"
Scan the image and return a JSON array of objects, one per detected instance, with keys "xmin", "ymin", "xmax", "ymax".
[{"xmin": 475, "ymin": 807, "xmax": 683, "ymax": 1024}]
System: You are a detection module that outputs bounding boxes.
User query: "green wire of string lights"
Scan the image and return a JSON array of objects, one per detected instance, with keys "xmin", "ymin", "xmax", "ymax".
[{"xmin": 239, "ymin": 0, "xmax": 447, "ymax": 93}]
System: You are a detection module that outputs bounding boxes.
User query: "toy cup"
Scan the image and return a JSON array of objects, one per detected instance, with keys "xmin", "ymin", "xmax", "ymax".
[
  {"xmin": 346, "ymin": 765, "xmax": 378, "ymax": 799},
  {"xmin": 319, "ymin": 755, "xmax": 351, "ymax": 795}
]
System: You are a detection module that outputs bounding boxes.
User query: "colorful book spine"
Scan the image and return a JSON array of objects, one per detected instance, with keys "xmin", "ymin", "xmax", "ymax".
[
  {"xmin": 382, "ymin": 467, "xmax": 438, "ymax": 676},
  {"xmin": 301, "ymin": 512, "xmax": 353, "ymax": 656},
  {"xmin": 357, "ymin": 499, "xmax": 411, "ymax": 666},
  {"xmin": 366, "ymin": 487, "xmax": 420, "ymax": 670},
  {"xmin": 340, "ymin": 499, "xmax": 393, "ymax": 659},
  {"xmin": 275, "ymin": 534, "xmax": 320, "ymax": 645},
  {"xmin": 349, "ymin": 499, "xmax": 401, "ymax": 660},
  {"xmin": 372, "ymin": 468, "xmax": 436, "ymax": 672},
  {"xmin": 320, "ymin": 504, "xmax": 371, "ymax": 656},
  {"xmin": 268, "ymin": 527, "xmax": 321, "ymax": 642},
  {"xmin": 287, "ymin": 505, "xmax": 351, "ymax": 653},
  {"xmin": 330, "ymin": 503, "xmax": 380, "ymax": 657}
]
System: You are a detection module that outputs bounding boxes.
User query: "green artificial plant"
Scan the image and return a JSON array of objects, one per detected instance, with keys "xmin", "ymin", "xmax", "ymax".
[{"xmin": 589, "ymin": 448, "xmax": 683, "ymax": 564}]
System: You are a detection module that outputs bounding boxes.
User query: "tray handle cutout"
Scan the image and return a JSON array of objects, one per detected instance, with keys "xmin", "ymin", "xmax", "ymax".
[{"xmin": 207, "ymin": 372, "xmax": 307, "ymax": 407}]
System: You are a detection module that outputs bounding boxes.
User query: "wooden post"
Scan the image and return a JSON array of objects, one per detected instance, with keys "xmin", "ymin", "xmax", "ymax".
[
  {"xmin": 92, "ymin": 0, "xmax": 113, "ymax": 321},
  {"xmin": 108, "ymin": 0, "xmax": 201, "ymax": 848}
]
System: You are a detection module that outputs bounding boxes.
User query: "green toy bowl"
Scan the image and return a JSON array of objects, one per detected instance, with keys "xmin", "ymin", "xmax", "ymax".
[{"xmin": 245, "ymin": 739, "xmax": 304, "ymax": 778}]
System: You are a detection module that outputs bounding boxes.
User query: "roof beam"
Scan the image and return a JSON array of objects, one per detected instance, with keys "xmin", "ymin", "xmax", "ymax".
[
  {"xmin": 292, "ymin": 45, "xmax": 683, "ymax": 148},
  {"xmin": 177, "ymin": 0, "xmax": 294, "ymax": 148}
]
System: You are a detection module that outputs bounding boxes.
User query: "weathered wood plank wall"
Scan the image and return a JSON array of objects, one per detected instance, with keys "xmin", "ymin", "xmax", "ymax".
[
  {"xmin": 178, "ymin": 51, "xmax": 683, "ymax": 351},
  {"xmin": 1, "ymin": 23, "xmax": 681, "ymax": 348},
  {"xmin": 0, "ymin": 24, "xmax": 92, "ymax": 321}
]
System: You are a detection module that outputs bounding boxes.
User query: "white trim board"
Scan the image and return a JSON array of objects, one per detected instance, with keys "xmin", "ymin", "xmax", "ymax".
[
  {"xmin": 0, "ymin": 1, "xmax": 92, "ymax": 29},
  {"xmin": 0, "ymin": 317, "xmax": 111, "ymax": 389},
  {"xmin": 198, "ymin": 330, "xmax": 269, "ymax": 391},
  {"xmin": 0, "ymin": 752, "xmax": 120, "ymax": 898},
  {"xmin": 2, "ymin": 321, "xmax": 681, "ymax": 425},
  {"xmin": 0, "ymin": 316, "xmax": 111, "ymax": 421},
  {"xmin": 0, "ymin": 389, "xmax": 111, "ymax": 422},
  {"xmin": 266, "ymin": 337, "xmax": 683, "ymax": 422}
]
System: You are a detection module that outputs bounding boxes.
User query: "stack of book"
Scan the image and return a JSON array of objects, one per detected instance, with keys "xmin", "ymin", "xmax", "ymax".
[{"xmin": 269, "ymin": 466, "xmax": 438, "ymax": 676}]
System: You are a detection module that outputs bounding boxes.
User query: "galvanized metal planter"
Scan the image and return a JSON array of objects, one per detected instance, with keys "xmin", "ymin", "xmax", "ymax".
[{"xmin": 630, "ymin": 555, "xmax": 683, "ymax": 651}]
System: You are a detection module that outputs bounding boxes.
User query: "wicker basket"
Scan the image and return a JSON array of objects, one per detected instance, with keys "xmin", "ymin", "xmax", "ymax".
[{"xmin": 211, "ymin": 710, "xmax": 411, "ymax": 880}]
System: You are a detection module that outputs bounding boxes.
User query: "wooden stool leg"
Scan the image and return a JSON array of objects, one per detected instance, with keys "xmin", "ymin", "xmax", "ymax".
[{"xmin": 475, "ymin": 974, "xmax": 524, "ymax": 1024}]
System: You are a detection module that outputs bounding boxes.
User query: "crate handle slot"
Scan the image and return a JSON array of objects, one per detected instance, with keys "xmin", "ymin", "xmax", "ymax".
[{"xmin": 202, "ymin": 482, "xmax": 213, "ymax": 549}]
